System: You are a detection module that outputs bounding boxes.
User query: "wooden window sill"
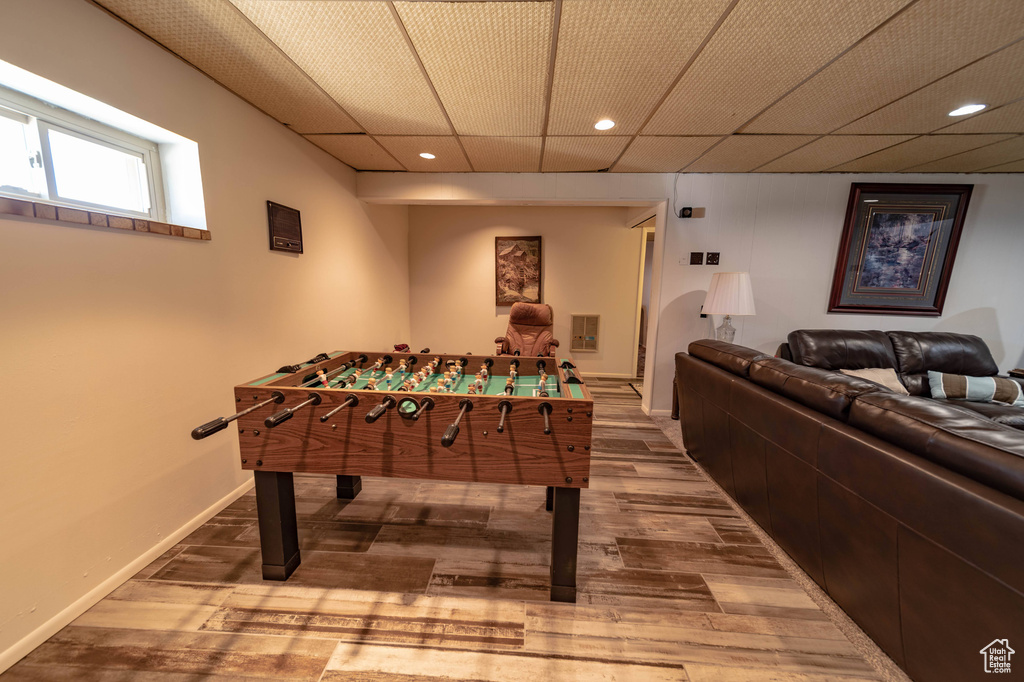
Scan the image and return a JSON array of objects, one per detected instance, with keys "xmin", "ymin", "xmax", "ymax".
[{"xmin": 0, "ymin": 196, "xmax": 210, "ymax": 241}]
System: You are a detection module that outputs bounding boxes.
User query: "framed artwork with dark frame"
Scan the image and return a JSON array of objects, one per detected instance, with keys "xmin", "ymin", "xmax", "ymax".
[
  {"xmin": 828, "ymin": 183, "xmax": 973, "ymax": 316},
  {"xmin": 495, "ymin": 236, "xmax": 542, "ymax": 306}
]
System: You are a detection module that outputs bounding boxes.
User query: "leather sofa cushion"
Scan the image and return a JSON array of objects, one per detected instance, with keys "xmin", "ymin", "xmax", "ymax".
[
  {"xmin": 888, "ymin": 331, "xmax": 999, "ymax": 396},
  {"xmin": 749, "ymin": 357, "xmax": 884, "ymax": 422},
  {"xmin": 788, "ymin": 330, "xmax": 898, "ymax": 371},
  {"xmin": 688, "ymin": 339, "xmax": 770, "ymax": 378},
  {"xmin": 939, "ymin": 399, "xmax": 1024, "ymax": 430},
  {"xmin": 850, "ymin": 393, "xmax": 1024, "ymax": 501}
]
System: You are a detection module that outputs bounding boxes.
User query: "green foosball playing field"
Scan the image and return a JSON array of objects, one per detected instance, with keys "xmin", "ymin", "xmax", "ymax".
[{"xmin": 325, "ymin": 367, "xmax": 565, "ymax": 397}]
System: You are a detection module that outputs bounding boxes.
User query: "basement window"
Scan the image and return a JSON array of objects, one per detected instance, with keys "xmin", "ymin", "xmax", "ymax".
[{"xmin": 0, "ymin": 86, "xmax": 162, "ymax": 220}]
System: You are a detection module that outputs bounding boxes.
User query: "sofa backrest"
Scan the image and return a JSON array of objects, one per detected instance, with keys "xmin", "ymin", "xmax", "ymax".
[
  {"xmin": 850, "ymin": 392, "xmax": 1024, "ymax": 501},
  {"xmin": 748, "ymin": 356, "xmax": 884, "ymax": 422},
  {"xmin": 788, "ymin": 329, "xmax": 898, "ymax": 371},
  {"xmin": 688, "ymin": 339, "xmax": 770, "ymax": 378},
  {"xmin": 886, "ymin": 331, "xmax": 999, "ymax": 396}
]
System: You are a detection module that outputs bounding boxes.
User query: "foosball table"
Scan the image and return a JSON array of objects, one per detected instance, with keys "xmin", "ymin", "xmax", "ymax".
[{"xmin": 192, "ymin": 349, "xmax": 594, "ymax": 602}]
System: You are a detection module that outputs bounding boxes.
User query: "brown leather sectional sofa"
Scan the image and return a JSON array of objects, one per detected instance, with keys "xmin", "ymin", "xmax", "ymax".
[{"xmin": 675, "ymin": 334, "xmax": 1024, "ymax": 682}]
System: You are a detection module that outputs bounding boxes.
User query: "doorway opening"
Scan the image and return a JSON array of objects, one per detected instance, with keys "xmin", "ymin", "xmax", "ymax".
[{"xmin": 631, "ymin": 217, "xmax": 656, "ymax": 394}]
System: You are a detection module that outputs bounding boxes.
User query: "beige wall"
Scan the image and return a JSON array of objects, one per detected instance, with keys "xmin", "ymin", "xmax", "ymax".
[
  {"xmin": 0, "ymin": 0, "xmax": 409, "ymax": 667},
  {"xmin": 408, "ymin": 206, "xmax": 641, "ymax": 376}
]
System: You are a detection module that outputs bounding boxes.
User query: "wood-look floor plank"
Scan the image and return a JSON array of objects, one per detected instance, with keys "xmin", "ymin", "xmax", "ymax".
[
  {"xmin": 6, "ymin": 377, "xmax": 893, "ymax": 682},
  {"xmin": 321, "ymin": 641, "xmax": 689, "ymax": 681},
  {"xmin": 6, "ymin": 627, "xmax": 337, "ymax": 680}
]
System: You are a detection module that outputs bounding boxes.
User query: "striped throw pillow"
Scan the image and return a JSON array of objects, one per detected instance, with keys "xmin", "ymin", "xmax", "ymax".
[{"xmin": 928, "ymin": 371, "xmax": 1024, "ymax": 407}]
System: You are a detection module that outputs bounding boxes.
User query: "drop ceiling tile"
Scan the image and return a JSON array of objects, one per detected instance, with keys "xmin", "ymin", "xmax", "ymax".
[
  {"xmin": 744, "ymin": 0, "xmax": 1024, "ymax": 134},
  {"xmin": 461, "ymin": 137, "xmax": 543, "ymax": 172},
  {"xmin": 395, "ymin": 1, "xmax": 552, "ymax": 136},
  {"xmin": 94, "ymin": 0, "xmax": 360, "ymax": 133},
  {"xmin": 375, "ymin": 136, "xmax": 471, "ymax": 172},
  {"xmin": 837, "ymin": 40, "xmax": 1024, "ymax": 134},
  {"xmin": 904, "ymin": 135, "xmax": 1024, "ymax": 172},
  {"xmin": 612, "ymin": 137, "xmax": 721, "ymax": 172},
  {"xmin": 642, "ymin": 0, "xmax": 911, "ymax": 135},
  {"xmin": 304, "ymin": 135, "xmax": 405, "ymax": 171},
  {"xmin": 829, "ymin": 134, "xmax": 1015, "ymax": 171},
  {"xmin": 684, "ymin": 136, "xmax": 816, "ymax": 172},
  {"xmin": 541, "ymin": 136, "xmax": 631, "ymax": 172},
  {"xmin": 935, "ymin": 98, "xmax": 1024, "ymax": 134},
  {"xmin": 757, "ymin": 135, "xmax": 914, "ymax": 171},
  {"xmin": 230, "ymin": 0, "xmax": 449, "ymax": 135},
  {"xmin": 979, "ymin": 158, "xmax": 1024, "ymax": 172},
  {"xmin": 548, "ymin": 0, "xmax": 733, "ymax": 136}
]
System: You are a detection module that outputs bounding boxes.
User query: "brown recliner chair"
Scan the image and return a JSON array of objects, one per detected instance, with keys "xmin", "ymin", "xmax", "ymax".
[{"xmin": 495, "ymin": 302, "xmax": 560, "ymax": 357}]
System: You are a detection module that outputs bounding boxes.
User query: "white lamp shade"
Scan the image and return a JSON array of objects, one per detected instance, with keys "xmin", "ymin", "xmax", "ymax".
[{"xmin": 702, "ymin": 272, "xmax": 756, "ymax": 316}]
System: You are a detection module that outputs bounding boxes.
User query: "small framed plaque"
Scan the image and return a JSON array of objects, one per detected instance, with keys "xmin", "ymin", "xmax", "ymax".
[{"xmin": 267, "ymin": 201, "xmax": 303, "ymax": 254}]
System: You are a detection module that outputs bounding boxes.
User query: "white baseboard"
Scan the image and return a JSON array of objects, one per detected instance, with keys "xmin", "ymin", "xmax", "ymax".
[
  {"xmin": 647, "ymin": 408, "xmax": 673, "ymax": 418},
  {"xmin": 586, "ymin": 372, "xmax": 640, "ymax": 379},
  {"xmin": 0, "ymin": 477, "xmax": 254, "ymax": 674}
]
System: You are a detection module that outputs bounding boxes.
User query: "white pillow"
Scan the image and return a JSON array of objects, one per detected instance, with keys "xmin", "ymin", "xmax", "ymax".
[{"xmin": 839, "ymin": 367, "xmax": 909, "ymax": 395}]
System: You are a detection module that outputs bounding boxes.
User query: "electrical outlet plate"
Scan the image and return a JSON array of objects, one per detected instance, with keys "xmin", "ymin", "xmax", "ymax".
[
  {"xmin": 689, "ymin": 252, "xmax": 703, "ymax": 265},
  {"xmin": 706, "ymin": 252, "xmax": 720, "ymax": 265}
]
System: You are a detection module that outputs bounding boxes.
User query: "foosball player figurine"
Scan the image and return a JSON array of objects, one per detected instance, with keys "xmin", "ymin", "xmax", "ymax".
[
  {"xmin": 316, "ymin": 369, "xmax": 331, "ymax": 388},
  {"xmin": 480, "ymin": 363, "xmax": 489, "ymax": 380},
  {"xmin": 437, "ymin": 378, "xmax": 447, "ymax": 393},
  {"xmin": 504, "ymin": 377, "xmax": 515, "ymax": 395},
  {"xmin": 384, "ymin": 367, "xmax": 394, "ymax": 389},
  {"xmin": 539, "ymin": 372, "xmax": 548, "ymax": 390},
  {"xmin": 401, "ymin": 379, "xmax": 413, "ymax": 391},
  {"xmin": 509, "ymin": 366, "xmax": 518, "ymax": 382},
  {"xmin": 366, "ymin": 377, "xmax": 377, "ymax": 391},
  {"xmin": 467, "ymin": 384, "xmax": 477, "ymax": 395},
  {"xmin": 474, "ymin": 373, "xmax": 484, "ymax": 392},
  {"xmin": 398, "ymin": 360, "xmax": 407, "ymax": 375},
  {"xmin": 372, "ymin": 357, "xmax": 384, "ymax": 372}
]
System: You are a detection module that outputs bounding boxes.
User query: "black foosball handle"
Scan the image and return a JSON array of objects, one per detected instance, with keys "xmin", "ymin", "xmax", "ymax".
[
  {"xmin": 265, "ymin": 393, "xmax": 322, "ymax": 428},
  {"xmin": 497, "ymin": 400, "xmax": 512, "ymax": 433},
  {"xmin": 536, "ymin": 359, "xmax": 547, "ymax": 372},
  {"xmin": 442, "ymin": 398, "xmax": 473, "ymax": 447},
  {"xmin": 442, "ymin": 423, "xmax": 460, "ymax": 446},
  {"xmin": 538, "ymin": 402, "xmax": 553, "ymax": 435},
  {"xmin": 365, "ymin": 396, "xmax": 397, "ymax": 423},
  {"xmin": 192, "ymin": 417, "xmax": 229, "ymax": 439},
  {"xmin": 191, "ymin": 391, "xmax": 285, "ymax": 440}
]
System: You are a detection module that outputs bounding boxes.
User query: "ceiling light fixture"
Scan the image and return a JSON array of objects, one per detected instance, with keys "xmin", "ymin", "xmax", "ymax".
[
  {"xmin": 594, "ymin": 119, "xmax": 615, "ymax": 130},
  {"xmin": 419, "ymin": 152, "xmax": 435, "ymax": 159},
  {"xmin": 948, "ymin": 104, "xmax": 986, "ymax": 117}
]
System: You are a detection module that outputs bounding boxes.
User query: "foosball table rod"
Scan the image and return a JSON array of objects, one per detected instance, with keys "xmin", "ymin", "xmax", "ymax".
[{"xmin": 191, "ymin": 391, "xmax": 285, "ymax": 439}]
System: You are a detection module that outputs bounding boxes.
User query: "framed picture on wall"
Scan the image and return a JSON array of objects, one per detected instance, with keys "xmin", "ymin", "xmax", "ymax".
[
  {"xmin": 495, "ymin": 236, "xmax": 542, "ymax": 306},
  {"xmin": 828, "ymin": 183, "xmax": 973, "ymax": 316}
]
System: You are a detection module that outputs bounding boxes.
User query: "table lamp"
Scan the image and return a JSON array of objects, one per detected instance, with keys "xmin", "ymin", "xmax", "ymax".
[{"xmin": 702, "ymin": 272, "xmax": 756, "ymax": 343}]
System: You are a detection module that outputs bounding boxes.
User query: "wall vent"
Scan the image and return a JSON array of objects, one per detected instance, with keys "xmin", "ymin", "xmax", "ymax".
[{"xmin": 570, "ymin": 314, "xmax": 599, "ymax": 352}]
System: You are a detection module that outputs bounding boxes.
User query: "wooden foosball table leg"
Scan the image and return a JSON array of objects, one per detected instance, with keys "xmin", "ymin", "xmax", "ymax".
[
  {"xmin": 336, "ymin": 475, "xmax": 362, "ymax": 499},
  {"xmin": 254, "ymin": 471, "xmax": 301, "ymax": 580},
  {"xmin": 550, "ymin": 486, "xmax": 580, "ymax": 603}
]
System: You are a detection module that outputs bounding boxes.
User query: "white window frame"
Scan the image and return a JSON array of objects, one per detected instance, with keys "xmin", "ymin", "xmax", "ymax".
[{"xmin": 0, "ymin": 84, "xmax": 165, "ymax": 221}]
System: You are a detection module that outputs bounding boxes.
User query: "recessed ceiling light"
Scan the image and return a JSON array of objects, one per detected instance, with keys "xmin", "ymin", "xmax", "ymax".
[
  {"xmin": 419, "ymin": 152, "xmax": 435, "ymax": 159},
  {"xmin": 594, "ymin": 119, "xmax": 615, "ymax": 130},
  {"xmin": 948, "ymin": 104, "xmax": 986, "ymax": 116}
]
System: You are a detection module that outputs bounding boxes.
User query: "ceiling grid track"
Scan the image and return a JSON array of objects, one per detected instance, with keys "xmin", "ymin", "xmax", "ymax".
[
  {"xmin": 537, "ymin": 0, "xmax": 563, "ymax": 173},
  {"xmin": 776, "ymin": 35, "xmax": 1024, "ymax": 174},
  {"xmin": 682, "ymin": 0, "xmax": 924, "ymax": 173},
  {"xmin": 386, "ymin": 1, "xmax": 475, "ymax": 172},
  {"xmin": 606, "ymin": 0, "xmax": 742, "ymax": 173}
]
